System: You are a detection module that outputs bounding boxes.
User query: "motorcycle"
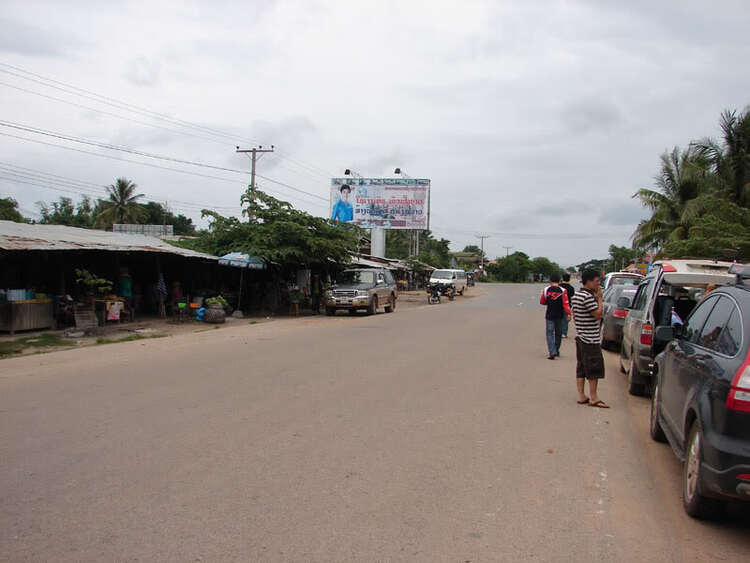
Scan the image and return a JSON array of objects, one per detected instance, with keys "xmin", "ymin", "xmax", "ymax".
[
  {"xmin": 427, "ymin": 283, "xmax": 441, "ymax": 304},
  {"xmin": 442, "ymin": 283, "xmax": 456, "ymax": 301}
]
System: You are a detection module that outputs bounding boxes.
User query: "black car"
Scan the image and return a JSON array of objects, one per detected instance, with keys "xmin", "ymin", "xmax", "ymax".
[
  {"xmin": 601, "ymin": 286, "xmax": 637, "ymax": 349},
  {"xmin": 650, "ymin": 273, "xmax": 750, "ymax": 518}
]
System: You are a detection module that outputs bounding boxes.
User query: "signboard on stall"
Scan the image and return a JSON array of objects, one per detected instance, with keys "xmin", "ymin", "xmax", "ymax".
[{"xmin": 329, "ymin": 177, "xmax": 430, "ymax": 230}]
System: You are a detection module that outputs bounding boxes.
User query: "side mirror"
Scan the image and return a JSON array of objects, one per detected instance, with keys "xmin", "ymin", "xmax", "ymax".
[
  {"xmin": 616, "ymin": 297, "xmax": 631, "ymax": 308},
  {"xmin": 653, "ymin": 326, "xmax": 674, "ymax": 344}
]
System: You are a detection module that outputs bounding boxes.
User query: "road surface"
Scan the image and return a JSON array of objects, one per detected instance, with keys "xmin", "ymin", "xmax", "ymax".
[{"xmin": 1, "ymin": 284, "xmax": 748, "ymax": 562}]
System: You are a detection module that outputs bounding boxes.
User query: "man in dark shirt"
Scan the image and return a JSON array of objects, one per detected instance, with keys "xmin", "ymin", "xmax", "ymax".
[
  {"xmin": 560, "ymin": 272, "xmax": 576, "ymax": 339},
  {"xmin": 540, "ymin": 272, "xmax": 571, "ymax": 360}
]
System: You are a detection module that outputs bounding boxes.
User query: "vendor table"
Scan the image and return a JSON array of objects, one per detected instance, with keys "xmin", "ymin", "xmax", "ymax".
[{"xmin": 0, "ymin": 299, "xmax": 54, "ymax": 335}]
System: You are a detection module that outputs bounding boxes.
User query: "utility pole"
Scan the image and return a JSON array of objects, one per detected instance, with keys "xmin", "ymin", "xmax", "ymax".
[
  {"xmin": 236, "ymin": 145, "xmax": 275, "ymax": 191},
  {"xmin": 476, "ymin": 234, "xmax": 490, "ymax": 275},
  {"xmin": 503, "ymin": 245, "xmax": 513, "ymax": 257}
]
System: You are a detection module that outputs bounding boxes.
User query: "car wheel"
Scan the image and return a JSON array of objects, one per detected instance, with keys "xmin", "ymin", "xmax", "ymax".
[
  {"xmin": 683, "ymin": 422, "xmax": 724, "ymax": 519},
  {"xmin": 649, "ymin": 379, "xmax": 667, "ymax": 443},
  {"xmin": 384, "ymin": 294, "xmax": 396, "ymax": 313},
  {"xmin": 325, "ymin": 307, "xmax": 335, "ymax": 316},
  {"xmin": 628, "ymin": 352, "xmax": 646, "ymax": 396},
  {"xmin": 368, "ymin": 296, "xmax": 378, "ymax": 315}
]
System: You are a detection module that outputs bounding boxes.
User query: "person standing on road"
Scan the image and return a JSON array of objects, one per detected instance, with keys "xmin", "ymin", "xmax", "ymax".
[
  {"xmin": 571, "ymin": 269, "xmax": 609, "ymax": 408},
  {"xmin": 559, "ymin": 272, "xmax": 576, "ymax": 339},
  {"xmin": 540, "ymin": 273, "xmax": 571, "ymax": 360}
]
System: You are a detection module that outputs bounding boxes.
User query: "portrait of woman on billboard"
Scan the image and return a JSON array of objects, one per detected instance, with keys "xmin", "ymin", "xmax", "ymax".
[{"xmin": 330, "ymin": 184, "xmax": 354, "ymax": 222}]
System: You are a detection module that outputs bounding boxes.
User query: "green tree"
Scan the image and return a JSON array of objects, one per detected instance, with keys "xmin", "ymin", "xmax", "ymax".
[
  {"xmin": 632, "ymin": 146, "xmax": 710, "ymax": 251},
  {"xmin": 487, "ymin": 251, "xmax": 532, "ymax": 282},
  {"xmin": 137, "ymin": 201, "xmax": 196, "ymax": 235},
  {"xmin": 0, "ymin": 197, "xmax": 27, "ymax": 222},
  {"xmin": 693, "ymin": 108, "xmax": 750, "ymax": 207},
  {"xmin": 97, "ymin": 177, "xmax": 144, "ymax": 227},
  {"xmin": 184, "ymin": 186, "xmax": 360, "ymax": 267},
  {"xmin": 608, "ymin": 244, "xmax": 636, "ymax": 271},
  {"xmin": 384, "ymin": 229, "xmax": 452, "ymax": 267},
  {"xmin": 530, "ymin": 256, "xmax": 560, "ymax": 279},
  {"xmin": 39, "ymin": 196, "xmax": 99, "ymax": 228}
]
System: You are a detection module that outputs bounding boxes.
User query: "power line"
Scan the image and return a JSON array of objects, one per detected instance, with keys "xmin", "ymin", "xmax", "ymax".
[
  {"xmin": 0, "ymin": 172, "xmax": 236, "ymax": 215},
  {"xmin": 0, "ymin": 62, "xmax": 336, "ymax": 178},
  {"xmin": 0, "ymin": 120, "xmax": 330, "ymax": 203},
  {"xmin": 0, "ymin": 130, "xmax": 329, "ymax": 210},
  {"xmin": 0, "ymin": 80, "xmax": 333, "ymax": 184}
]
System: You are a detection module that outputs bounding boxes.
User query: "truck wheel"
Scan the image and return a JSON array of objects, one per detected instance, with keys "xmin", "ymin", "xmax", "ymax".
[
  {"xmin": 368, "ymin": 296, "xmax": 378, "ymax": 315},
  {"xmin": 683, "ymin": 422, "xmax": 724, "ymax": 519}
]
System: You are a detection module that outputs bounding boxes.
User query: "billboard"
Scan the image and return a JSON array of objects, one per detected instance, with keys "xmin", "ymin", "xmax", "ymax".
[{"xmin": 330, "ymin": 177, "xmax": 430, "ymax": 229}]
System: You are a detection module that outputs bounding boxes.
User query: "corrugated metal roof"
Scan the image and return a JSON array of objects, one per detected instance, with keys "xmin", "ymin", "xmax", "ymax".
[{"xmin": 0, "ymin": 220, "xmax": 218, "ymax": 260}]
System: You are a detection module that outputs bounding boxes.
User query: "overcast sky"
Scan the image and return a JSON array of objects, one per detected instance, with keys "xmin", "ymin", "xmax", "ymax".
[{"xmin": 1, "ymin": 0, "xmax": 749, "ymax": 266}]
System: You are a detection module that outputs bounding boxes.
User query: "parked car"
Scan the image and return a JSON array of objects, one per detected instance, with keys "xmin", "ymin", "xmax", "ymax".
[
  {"xmin": 650, "ymin": 267, "xmax": 750, "ymax": 518},
  {"xmin": 429, "ymin": 269, "xmax": 468, "ymax": 295},
  {"xmin": 620, "ymin": 259, "xmax": 735, "ymax": 395},
  {"xmin": 602, "ymin": 271, "xmax": 643, "ymax": 291},
  {"xmin": 325, "ymin": 268, "xmax": 398, "ymax": 315},
  {"xmin": 601, "ymin": 285, "xmax": 637, "ymax": 349}
]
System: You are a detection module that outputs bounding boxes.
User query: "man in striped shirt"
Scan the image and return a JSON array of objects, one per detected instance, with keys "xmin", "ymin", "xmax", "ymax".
[{"xmin": 571, "ymin": 269, "xmax": 609, "ymax": 408}]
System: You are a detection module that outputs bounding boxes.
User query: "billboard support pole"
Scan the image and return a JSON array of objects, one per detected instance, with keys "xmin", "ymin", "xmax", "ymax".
[{"xmin": 371, "ymin": 228, "xmax": 386, "ymax": 258}]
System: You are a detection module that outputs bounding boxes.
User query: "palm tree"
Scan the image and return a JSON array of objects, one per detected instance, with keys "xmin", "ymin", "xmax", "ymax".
[
  {"xmin": 97, "ymin": 177, "xmax": 144, "ymax": 227},
  {"xmin": 632, "ymin": 146, "xmax": 711, "ymax": 251},
  {"xmin": 693, "ymin": 108, "xmax": 750, "ymax": 207}
]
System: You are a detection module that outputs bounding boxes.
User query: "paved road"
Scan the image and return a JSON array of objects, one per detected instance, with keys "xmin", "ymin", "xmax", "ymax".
[{"xmin": 1, "ymin": 284, "xmax": 748, "ymax": 562}]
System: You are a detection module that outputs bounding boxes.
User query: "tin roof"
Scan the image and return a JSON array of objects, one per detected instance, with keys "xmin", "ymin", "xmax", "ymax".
[{"xmin": 0, "ymin": 220, "xmax": 217, "ymax": 260}]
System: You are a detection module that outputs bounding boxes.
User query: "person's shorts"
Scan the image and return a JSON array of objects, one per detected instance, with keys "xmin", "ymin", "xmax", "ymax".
[{"xmin": 576, "ymin": 337, "xmax": 605, "ymax": 380}]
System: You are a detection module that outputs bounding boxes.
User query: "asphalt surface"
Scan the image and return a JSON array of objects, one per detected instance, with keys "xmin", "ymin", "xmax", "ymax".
[{"xmin": 1, "ymin": 284, "xmax": 749, "ymax": 562}]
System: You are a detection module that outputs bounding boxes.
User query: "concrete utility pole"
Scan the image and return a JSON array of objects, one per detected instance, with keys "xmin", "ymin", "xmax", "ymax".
[
  {"xmin": 236, "ymin": 145, "xmax": 275, "ymax": 192},
  {"xmin": 237, "ymin": 145, "xmax": 274, "ymax": 224},
  {"xmin": 503, "ymin": 246, "xmax": 513, "ymax": 257},
  {"xmin": 475, "ymin": 235, "xmax": 490, "ymax": 275}
]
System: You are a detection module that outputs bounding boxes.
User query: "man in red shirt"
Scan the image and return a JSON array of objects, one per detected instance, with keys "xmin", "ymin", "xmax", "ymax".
[{"xmin": 540, "ymin": 273, "xmax": 571, "ymax": 360}]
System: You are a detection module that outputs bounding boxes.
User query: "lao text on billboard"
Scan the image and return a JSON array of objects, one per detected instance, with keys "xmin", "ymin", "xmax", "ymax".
[{"xmin": 329, "ymin": 177, "xmax": 430, "ymax": 230}]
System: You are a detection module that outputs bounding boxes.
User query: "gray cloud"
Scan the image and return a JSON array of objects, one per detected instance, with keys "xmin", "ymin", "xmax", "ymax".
[
  {"xmin": 125, "ymin": 56, "xmax": 161, "ymax": 87},
  {"xmin": 0, "ymin": 18, "xmax": 80, "ymax": 57},
  {"xmin": 561, "ymin": 99, "xmax": 623, "ymax": 135},
  {"xmin": 1, "ymin": 0, "xmax": 749, "ymax": 266},
  {"xmin": 598, "ymin": 200, "xmax": 649, "ymax": 227}
]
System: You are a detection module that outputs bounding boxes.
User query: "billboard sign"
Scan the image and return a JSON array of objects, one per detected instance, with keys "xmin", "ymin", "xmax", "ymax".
[{"xmin": 330, "ymin": 177, "xmax": 430, "ymax": 229}]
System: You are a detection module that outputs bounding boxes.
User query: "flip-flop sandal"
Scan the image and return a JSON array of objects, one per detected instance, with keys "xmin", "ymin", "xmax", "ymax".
[
  {"xmin": 577, "ymin": 398, "xmax": 590, "ymax": 404},
  {"xmin": 590, "ymin": 400, "xmax": 610, "ymax": 408}
]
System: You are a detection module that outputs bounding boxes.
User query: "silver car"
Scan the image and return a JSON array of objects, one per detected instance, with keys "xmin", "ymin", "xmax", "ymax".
[{"xmin": 325, "ymin": 268, "xmax": 398, "ymax": 316}]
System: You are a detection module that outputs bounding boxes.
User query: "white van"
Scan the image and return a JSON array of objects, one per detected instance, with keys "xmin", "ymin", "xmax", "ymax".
[{"xmin": 429, "ymin": 269, "xmax": 468, "ymax": 295}]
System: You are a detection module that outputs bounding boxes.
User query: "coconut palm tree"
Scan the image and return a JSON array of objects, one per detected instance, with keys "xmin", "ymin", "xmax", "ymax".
[
  {"xmin": 631, "ymin": 147, "xmax": 711, "ymax": 251},
  {"xmin": 97, "ymin": 177, "xmax": 144, "ymax": 227},
  {"xmin": 693, "ymin": 108, "xmax": 750, "ymax": 207}
]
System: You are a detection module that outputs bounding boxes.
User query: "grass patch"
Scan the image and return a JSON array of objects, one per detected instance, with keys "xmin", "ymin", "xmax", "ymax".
[
  {"xmin": 96, "ymin": 333, "xmax": 167, "ymax": 345},
  {"xmin": 0, "ymin": 333, "xmax": 68, "ymax": 358}
]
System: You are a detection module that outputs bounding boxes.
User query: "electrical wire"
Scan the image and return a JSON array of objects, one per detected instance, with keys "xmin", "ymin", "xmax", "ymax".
[
  {"xmin": 0, "ymin": 131, "xmax": 329, "ymax": 210},
  {"xmin": 0, "ymin": 62, "xmax": 337, "ymax": 178},
  {"xmin": 0, "ymin": 120, "xmax": 330, "ymax": 203}
]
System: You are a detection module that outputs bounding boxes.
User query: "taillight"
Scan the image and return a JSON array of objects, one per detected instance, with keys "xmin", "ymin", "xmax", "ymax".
[
  {"xmin": 612, "ymin": 309, "xmax": 628, "ymax": 319},
  {"xmin": 640, "ymin": 323, "xmax": 653, "ymax": 345},
  {"xmin": 661, "ymin": 262, "xmax": 677, "ymax": 272},
  {"xmin": 727, "ymin": 353, "xmax": 750, "ymax": 413}
]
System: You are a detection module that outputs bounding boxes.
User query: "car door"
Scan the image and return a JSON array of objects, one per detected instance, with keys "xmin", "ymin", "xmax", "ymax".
[
  {"xmin": 623, "ymin": 278, "xmax": 654, "ymax": 368},
  {"xmin": 662, "ymin": 295, "xmax": 720, "ymax": 439}
]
